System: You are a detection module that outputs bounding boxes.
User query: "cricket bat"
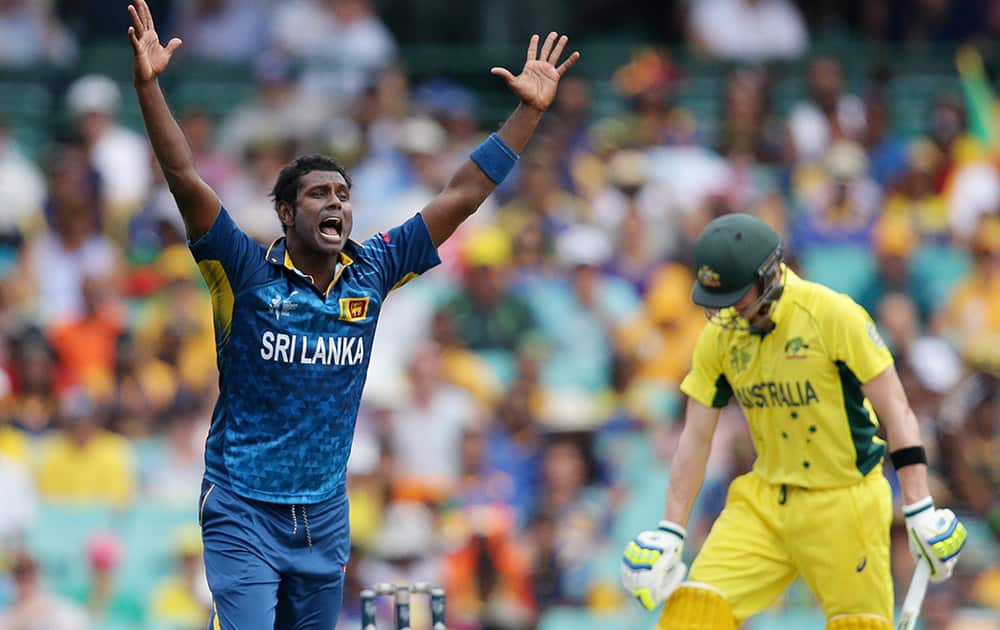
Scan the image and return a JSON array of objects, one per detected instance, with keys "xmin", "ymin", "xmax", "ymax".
[{"xmin": 897, "ymin": 561, "xmax": 931, "ymax": 630}]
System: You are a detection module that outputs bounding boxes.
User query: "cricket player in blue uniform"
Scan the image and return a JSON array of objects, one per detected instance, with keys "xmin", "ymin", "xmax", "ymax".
[{"xmin": 126, "ymin": 2, "xmax": 580, "ymax": 628}]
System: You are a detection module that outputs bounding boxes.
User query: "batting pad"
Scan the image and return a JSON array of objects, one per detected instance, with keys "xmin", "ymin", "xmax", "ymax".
[
  {"xmin": 657, "ymin": 583, "xmax": 736, "ymax": 630},
  {"xmin": 826, "ymin": 613, "xmax": 892, "ymax": 630}
]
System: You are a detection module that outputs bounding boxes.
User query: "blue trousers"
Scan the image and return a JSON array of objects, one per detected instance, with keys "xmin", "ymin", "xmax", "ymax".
[{"xmin": 200, "ymin": 479, "xmax": 350, "ymax": 630}]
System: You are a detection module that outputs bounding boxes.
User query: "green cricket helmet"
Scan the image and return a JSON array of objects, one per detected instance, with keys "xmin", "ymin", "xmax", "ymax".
[{"xmin": 691, "ymin": 214, "xmax": 784, "ymax": 326}]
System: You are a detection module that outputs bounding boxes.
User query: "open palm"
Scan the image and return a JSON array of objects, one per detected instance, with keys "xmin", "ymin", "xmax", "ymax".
[
  {"xmin": 492, "ymin": 32, "xmax": 580, "ymax": 112},
  {"xmin": 128, "ymin": 0, "xmax": 182, "ymax": 82}
]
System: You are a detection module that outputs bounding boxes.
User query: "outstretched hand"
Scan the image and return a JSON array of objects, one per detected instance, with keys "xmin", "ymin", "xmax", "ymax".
[
  {"xmin": 127, "ymin": 0, "xmax": 182, "ymax": 83},
  {"xmin": 491, "ymin": 32, "xmax": 580, "ymax": 112}
]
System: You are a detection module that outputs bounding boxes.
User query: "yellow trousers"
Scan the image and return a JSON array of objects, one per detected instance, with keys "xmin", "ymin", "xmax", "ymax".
[{"xmin": 689, "ymin": 469, "xmax": 893, "ymax": 625}]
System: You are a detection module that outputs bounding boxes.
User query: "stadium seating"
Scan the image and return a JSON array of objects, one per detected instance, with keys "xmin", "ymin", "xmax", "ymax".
[
  {"xmin": 800, "ymin": 244, "xmax": 878, "ymax": 298},
  {"xmin": 910, "ymin": 244, "xmax": 972, "ymax": 305},
  {"xmin": 0, "ymin": 38, "xmax": 994, "ymax": 159},
  {"xmin": 26, "ymin": 503, "xmax": 115, "ymax": 596},
  {"xmin": 888, "ymin": 75, "xmax": 962, "ymax": 138},
  {"xmin": 0, "ymin": 80, "xmax": 51, "ymax": 159},
  {"xmin": 25, "ymin": 499, "xmax": 196, "ymax": 609}
]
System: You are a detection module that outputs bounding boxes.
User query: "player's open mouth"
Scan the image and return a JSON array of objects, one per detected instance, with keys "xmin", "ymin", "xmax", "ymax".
[{"xmin": 319, "ymin": 216, "xmax": 343, "ymax": 242}]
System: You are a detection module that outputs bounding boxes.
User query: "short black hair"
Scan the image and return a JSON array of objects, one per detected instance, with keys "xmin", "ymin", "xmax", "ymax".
[{"xmin": 270, "ymin": 154, "xmax": 352, "ymax": 233}]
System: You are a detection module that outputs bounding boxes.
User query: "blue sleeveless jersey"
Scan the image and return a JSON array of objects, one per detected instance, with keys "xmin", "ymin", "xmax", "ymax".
[{"xmin": 190, "ymin": 207, "xmax": 440, "ymax": 503}]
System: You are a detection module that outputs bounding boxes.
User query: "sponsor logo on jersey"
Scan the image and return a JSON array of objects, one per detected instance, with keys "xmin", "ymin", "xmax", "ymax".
[
  {"xmin": 784, "ymin": 336, "xmax": 810, "ymax": 359},
  {"xmin": 734, "ymin": 379, "xmax": 820, "ymax": 408},
  {"xmin": 339, "ymin": 297, "xmax": 370, "ymax": 322}
]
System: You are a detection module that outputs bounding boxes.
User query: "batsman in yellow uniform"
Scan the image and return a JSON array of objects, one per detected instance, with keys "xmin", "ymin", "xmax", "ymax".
[{"xmin": 621, "ymin": 214, "xmax": 967, "ymax": 630}]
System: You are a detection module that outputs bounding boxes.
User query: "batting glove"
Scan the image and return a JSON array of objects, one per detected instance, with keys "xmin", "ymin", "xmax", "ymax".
[
  {"xmin": 904, "ymin": 497, "xmax": 967, "ymax": 583},
  {"xmin": 621, "ymin": 520, "xmax": 688, "ymax": 610}
]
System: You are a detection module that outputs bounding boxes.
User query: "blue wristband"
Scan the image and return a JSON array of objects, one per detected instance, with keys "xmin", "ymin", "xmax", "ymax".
[{"xmin": 470, "ymin": 132, "xmax": 519, "ymax": 184}]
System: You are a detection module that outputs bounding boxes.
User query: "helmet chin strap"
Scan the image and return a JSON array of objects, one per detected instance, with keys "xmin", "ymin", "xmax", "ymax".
[{"xmin": 747, "ymin": 283, "xmax": 783, "ymax": 335}]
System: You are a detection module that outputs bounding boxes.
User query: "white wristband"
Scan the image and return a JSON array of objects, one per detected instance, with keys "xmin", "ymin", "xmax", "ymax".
[
  {"xmin": 657, "ymin": 520, "xmax": 686, "ymax": 540},
  {"xmin": 903, "ymin": 496, "xmax": 934, "ymax": 519}
]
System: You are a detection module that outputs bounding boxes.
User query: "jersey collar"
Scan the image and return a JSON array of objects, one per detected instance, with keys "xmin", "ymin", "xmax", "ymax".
[{"xmin": 264, "ymin": 237, "xmax": 355, "ymax": 295}]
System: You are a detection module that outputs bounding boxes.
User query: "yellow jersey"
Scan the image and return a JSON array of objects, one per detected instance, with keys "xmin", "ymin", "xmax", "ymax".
[{"xmin": 681, "ymin": 268, "xmax": 894, "ymax": 488}]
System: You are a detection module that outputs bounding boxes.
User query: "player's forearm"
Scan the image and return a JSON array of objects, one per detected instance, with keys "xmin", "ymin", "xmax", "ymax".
[
  {"xmin": 863, "ymin": 367, "xmax": 932, "ymax": 504},
  {"xmin": 135, "ymin": 78, "xmax": 219, "ymax": 238},
  {"xmin": 422, "ymin": 104, "xmax": 545, "ymax": 246},
  {"xmin": 663, "ymin": 405, "xmax": 718, "ymax": 527},
  {"xmin": 663, "ymin": 432, "xmax": 712, "ymax": 527},
  {"xmin": 449, "ymin": 103, "xmax": 545, "ymax": 204},
  {"xmin": 885, "ymin": 407, "xmax": 931, "ymax": 503},
  {"xmin": 882, "ymin": 401, "xmax": 922, "ymax": 453},
  {"xmin": 134, "ymin": 78, "xmax": 197, "ymax": 187},
  {"xmin": 496, "ymin": 103, "xmax": 545, "ymax": 154},
  {"xmin": 896, "ymin": 463, "xmax": 931, "ymax": 505}
]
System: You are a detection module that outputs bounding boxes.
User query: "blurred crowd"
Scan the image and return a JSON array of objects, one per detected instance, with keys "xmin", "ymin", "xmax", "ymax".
[{"xmin": 0, "ymin": 1, "xmax": 999, "ymax": 630}]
